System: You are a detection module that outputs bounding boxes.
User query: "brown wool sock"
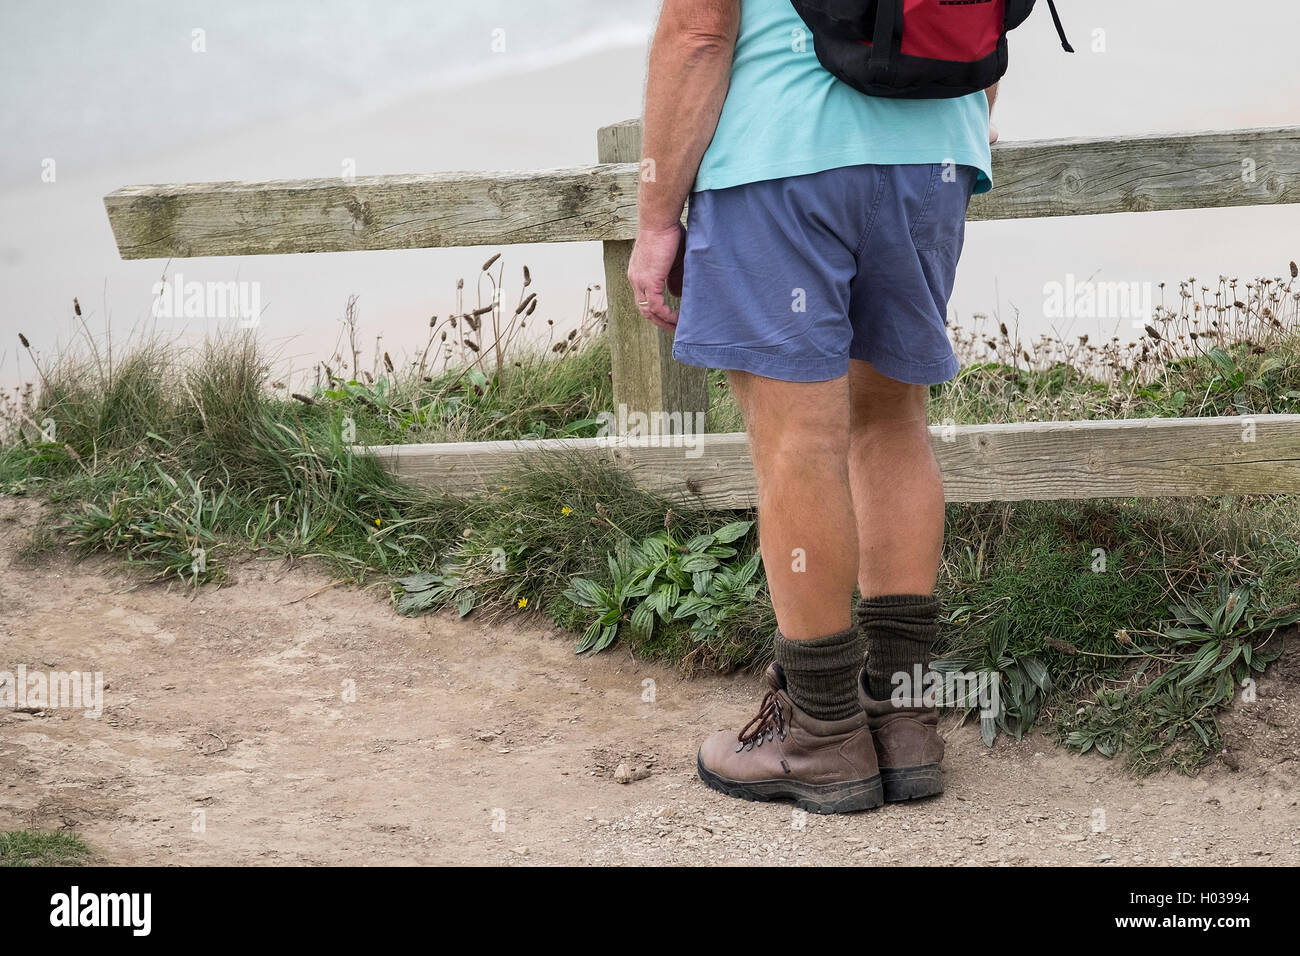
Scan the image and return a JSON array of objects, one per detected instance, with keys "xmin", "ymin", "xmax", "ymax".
[
  {"xmin": 773, "ymin": 625, "xmax": 865, "ymax": 722},
  {"xmin": 858, "ymin": 593, "xmax": 941, "ymax": 701}
]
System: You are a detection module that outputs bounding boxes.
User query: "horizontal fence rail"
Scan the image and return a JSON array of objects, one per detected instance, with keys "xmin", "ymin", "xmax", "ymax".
[
  {"xmin": 358, "ymin": 415, "xmax": 1300, "ymax": 508},
  {"xmin": 105, "ymin": 126, "xmax": 1300, "ymax": 260}
]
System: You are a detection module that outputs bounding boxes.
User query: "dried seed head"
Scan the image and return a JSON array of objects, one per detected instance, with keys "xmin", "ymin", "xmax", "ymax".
[
  {"xmin": 523, "ymin": 265, "xmax": 532, "ymax": 286},
  {"xmin": 73, "ymin": 298, "xmax": 82, "ymax": 317},
  {"xmin": 481, "ymin": 253, "xmax": 501, "ymax": 272},
  {"xmin": 18, "ymin": 333, "xmax": 29, "ymax": 348}
]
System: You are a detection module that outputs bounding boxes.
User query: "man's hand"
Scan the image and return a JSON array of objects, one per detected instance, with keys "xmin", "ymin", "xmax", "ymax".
[
  {"xmin": 628, "ymin": 221, "xmax": 686, "ymax": 331},
  {"xmin": 986, "ymin": 81, "xmax": 999, "ymax": 144}
]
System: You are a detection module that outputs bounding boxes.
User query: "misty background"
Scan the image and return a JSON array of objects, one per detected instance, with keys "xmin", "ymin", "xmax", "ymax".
[{"xmin": 1, "ymin": 0, "xmax": 1297, "ymax": 390}]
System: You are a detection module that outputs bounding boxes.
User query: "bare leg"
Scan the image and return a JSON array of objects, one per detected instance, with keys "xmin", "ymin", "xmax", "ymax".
[
  {"xmin": 847, "ymin": 360, "xmax": 944, "ymax": 596},
  {"xmin": 729, "ymin": 370, "xmax": 856, "ymax": 639}
]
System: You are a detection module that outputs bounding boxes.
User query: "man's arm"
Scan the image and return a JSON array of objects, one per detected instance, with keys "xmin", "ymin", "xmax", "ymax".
[{"xmin": 628, "ymin": 0, "xmax": 740, "ymax": 330}]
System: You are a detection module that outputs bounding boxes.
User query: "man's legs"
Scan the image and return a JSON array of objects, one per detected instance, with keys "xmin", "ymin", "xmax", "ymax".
[{"xmin": 682, "ymin": 162, "xmax": 972, "ymax": 810}]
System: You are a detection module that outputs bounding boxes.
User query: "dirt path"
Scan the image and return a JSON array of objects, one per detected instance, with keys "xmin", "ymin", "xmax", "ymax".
[{"xmin": 1, "ymin": 496, "xmax": 1297, "ymax": 866}]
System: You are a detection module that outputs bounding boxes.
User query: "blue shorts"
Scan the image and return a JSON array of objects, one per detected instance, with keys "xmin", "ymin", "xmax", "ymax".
[{"xmin": 673, "ymin": 163, "xmax": 977, "ymax": 385}]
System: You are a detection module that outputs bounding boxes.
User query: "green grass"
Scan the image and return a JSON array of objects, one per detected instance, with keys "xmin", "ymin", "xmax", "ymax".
[
  {"xmin": 0, "ymin": 831, "xmax": 92, "ymax": 867},
  {"xmin": 3, "ymin": 265, "xmax": 1298, "ymax": 774}
]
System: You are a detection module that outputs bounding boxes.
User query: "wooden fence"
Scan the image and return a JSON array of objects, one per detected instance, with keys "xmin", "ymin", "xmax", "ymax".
[{"xmin": 104, "ymin": 122, "xmax": 1300, "ymax": 505}]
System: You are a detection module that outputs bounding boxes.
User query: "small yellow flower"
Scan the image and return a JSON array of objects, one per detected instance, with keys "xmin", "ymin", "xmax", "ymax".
[
  {"xmin": 561, "ymin": 506, "xmax": 572, "ymax": 516},
  {"xmin": 375, "ymin": 518, "xmax": 382, "ymax": 527},
  {"xmin": 517, "ymin": 598, "xmax": 528, "ymax": 609}
]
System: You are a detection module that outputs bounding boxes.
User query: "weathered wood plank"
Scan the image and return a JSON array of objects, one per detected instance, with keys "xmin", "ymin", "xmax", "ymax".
[
  {"xmin": 103, "ymin": 164, "xmax": 640, "ymax": 259},
  {"xmin": 971, "ymin": 126, "xmax": 1300, "ymax": 221},
  {"xmin": 106, "ymin": 126, "xmax": 1300, "ymax": 259},
  {"xmin": 363, "ymin": 437, "xmax": 619, "ymax": 492},
  {"xmin": 596, "ymin": 119, "xmax": 709, "ymax": 427},
  {"xmin": 359, "ymin": 415, "xmax": 1300, "ymax": 508}
]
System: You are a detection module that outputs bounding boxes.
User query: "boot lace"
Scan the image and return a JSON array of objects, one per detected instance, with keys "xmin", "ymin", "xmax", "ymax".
[{"xmin": 736, "ymin": 690, "xmax": 787, "ymax": 752}]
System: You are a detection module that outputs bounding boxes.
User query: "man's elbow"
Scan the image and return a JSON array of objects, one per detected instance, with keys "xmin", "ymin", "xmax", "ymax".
[
  {"xmin": 656, "ymin": 1, "xmax": 739, "ymax": 55},
  {"xmin": 679, "ymin": 30, "xmax": 734, "ymax": 56}
]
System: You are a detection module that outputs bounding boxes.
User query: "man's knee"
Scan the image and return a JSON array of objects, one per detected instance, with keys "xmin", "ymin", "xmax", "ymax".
[
  {"xmin": 849, "ymin": 363, "xmax": 928, "ymax": 430},
  {"xmin": 773, "ymin": 420, "xmax": 850, "ymax": 467}
]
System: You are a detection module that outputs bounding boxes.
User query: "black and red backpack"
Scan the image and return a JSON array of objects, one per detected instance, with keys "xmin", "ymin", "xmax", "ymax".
[{"xmin": 789, "ymin": 0, "xmax": 1073, "ymax": 99}]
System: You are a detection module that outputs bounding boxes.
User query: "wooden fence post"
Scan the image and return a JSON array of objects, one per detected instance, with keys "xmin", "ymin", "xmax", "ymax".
[{"xmin": 596, "ymin": 119, "xmax": 709, "ymax": 428}]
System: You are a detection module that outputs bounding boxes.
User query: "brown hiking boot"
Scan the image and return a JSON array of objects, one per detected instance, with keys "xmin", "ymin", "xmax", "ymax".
[
  {"xmin": 857, "ymin": 669, "xmax": 945, "ymax": 801},
  {"xmin": 697, "ymin": 663, "xmax": 884, "ymax": 814}
]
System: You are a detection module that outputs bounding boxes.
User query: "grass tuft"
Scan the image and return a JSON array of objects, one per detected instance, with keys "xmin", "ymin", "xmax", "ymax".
[{"xmin": 0, "ymin": 831, "xmax": 92, "ymax": 867}]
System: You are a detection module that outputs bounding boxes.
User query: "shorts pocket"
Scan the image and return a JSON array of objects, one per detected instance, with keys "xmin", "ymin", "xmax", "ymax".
[{"xmin": 910, "ymin": 164, "xmax": 977, "ymax": 252}]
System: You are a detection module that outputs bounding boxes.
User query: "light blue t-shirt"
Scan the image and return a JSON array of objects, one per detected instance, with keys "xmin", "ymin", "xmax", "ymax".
[{"xmin": 695, "ymin": 0, "xmax": 994, "ymax": 194}]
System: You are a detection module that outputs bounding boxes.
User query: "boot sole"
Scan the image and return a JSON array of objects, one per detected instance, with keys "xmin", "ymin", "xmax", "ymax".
[
  {"xmin": 697, "ymin": 754, "xmax": 884, "ymax": 814},
  {"xmin": 881, "ymin": 765, "xmax": 944, "ymax": 802}
]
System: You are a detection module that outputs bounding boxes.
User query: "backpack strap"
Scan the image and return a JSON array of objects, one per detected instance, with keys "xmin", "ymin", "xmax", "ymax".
[
  {"xmin": 1045, "ymin": 0, "xmax": 1075, "ymax": 53},
  {"xmin": 870, "ymin": 0, "xmax": 899, "ymax": 85}
]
